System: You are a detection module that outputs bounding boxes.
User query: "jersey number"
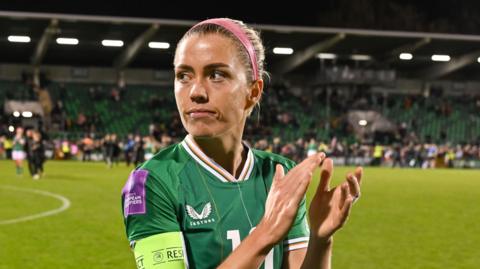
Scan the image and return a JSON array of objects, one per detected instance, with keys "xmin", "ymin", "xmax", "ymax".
[{"xmin": 227, "ymin": 229, "xmax": 274, "ymax": 269}]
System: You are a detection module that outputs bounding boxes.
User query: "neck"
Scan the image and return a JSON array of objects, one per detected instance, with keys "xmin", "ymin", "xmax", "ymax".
[{"xmin": 190, "ymin": 133, "xmax": 247, "ymax": 178}]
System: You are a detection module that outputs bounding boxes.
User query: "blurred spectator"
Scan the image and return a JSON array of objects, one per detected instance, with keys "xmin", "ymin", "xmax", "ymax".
[
  {"xmin": 124, "ymin": 134, "xmax": 135, "ymax": 166},
  {"xmin": 81, "ymin": 134, "xmax": 94, "ymax": 162},
  {"xmin": 133, "ymin": 135, "xmax": 145, "ymax": 167},
  {"xmin": 111, "ymin": 88, "xmax": 120, "ymax": 102}
]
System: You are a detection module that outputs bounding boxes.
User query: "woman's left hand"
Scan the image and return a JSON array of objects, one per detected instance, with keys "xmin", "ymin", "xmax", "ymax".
[{"xmin": 308, "ymin": 158, "xmax": 363, "ymax": 244}]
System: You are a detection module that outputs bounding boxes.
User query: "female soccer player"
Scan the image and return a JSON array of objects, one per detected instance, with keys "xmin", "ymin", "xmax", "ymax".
[
  {"xmin": 12, "ymin": 127, "xmax": 26, "ymax": 176},
  {"xmin": 122, "ymin": 18, "xmax": 363, "ymax": 269}
]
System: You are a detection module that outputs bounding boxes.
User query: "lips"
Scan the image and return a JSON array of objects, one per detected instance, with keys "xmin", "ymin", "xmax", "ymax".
[{"xmin": 186, "ymin": 108, "xmax": 216, "ymax": 119}]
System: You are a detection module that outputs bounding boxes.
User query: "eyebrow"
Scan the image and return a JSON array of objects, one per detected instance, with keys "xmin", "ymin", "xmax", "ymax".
[
  {"xmin": 204, "ymin": 63, "xmax": 230, "ymax": 70},
  {"xmin": 175, "ymin": 63, "xmax": 230, "ymax": 73},
  {"xmin": 175, "ymin": 64, "xmax": 194, "ymax": 72}
]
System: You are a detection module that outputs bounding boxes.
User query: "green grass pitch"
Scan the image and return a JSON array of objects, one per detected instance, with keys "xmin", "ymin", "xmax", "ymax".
[{"xmin": 1, "ymin": 160, "xmax": 479, "ymax": 269}]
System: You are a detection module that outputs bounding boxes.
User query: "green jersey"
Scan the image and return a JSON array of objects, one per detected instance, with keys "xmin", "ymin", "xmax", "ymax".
[
  {"xmin": 122, "ymin": 136, "xmax": 309, "ymax": 269},
  {"xmin": 13, "ymin": 136, "xmax": 25, "ymax": 151}
]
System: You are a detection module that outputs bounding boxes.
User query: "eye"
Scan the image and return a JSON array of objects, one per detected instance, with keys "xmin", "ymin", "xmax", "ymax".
[
  {"xmin": 209, "ymin": 70, "xmax": 226, "ymax": 82},
  {"xmin": 176, "ymin": 71, "xmax": 192, "ymax": 83}
]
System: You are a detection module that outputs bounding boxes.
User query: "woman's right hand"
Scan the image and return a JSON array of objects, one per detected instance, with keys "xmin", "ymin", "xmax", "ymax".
[{"xmin": 257, "ymin": 153, "xmax": 325, "ymax": 246}]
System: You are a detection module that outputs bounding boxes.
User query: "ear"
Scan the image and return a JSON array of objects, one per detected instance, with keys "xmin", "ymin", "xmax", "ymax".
[{"xmin": 246, "ymin": 79, "xmax": 264, "ymax": 110}]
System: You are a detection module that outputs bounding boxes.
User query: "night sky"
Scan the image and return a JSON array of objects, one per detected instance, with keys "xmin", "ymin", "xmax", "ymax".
[{"xmin": 1, "ymin": 0, "xmax": 479, "ymax": 33}]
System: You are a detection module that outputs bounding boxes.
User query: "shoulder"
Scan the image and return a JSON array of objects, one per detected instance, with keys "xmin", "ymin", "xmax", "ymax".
[
  {"xmin": 135, "ymin": 143, "xmax": 189, "ymax": 188},
  {"xmin": 122, "ymin": 143, "xmax": 188, "ymax": 209},
  {"xmin": 140, "ymin": 143, "xmax": 187, "ymax": 171},
  {"xmin": 252, "ymin": 149, "xmax": 296, "ymax": 170}
]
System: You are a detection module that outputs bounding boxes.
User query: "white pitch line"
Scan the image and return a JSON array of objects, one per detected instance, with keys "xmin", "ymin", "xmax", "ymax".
[{"xmin": 0, "ymin": 185, "xmax": 71, "ymax": 225}]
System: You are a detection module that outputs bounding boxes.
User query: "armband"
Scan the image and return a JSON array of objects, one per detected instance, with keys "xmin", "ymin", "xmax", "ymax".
[{"xmin": 133, "ymin": 232, "xmax": 188, "ymax": 269}]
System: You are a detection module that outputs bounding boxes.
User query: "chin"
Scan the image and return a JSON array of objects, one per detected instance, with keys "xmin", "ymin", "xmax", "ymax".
[
  {"xmin": 186, "ymin": 124, "xmax": 220, "ymax": 138},
  {"xmin": 185, "ymin": 120, "xmax": 237, "ymax": 139},
  {"xmin": 188, "ymin": 131, "xmax": 216, "ymax": 139}
]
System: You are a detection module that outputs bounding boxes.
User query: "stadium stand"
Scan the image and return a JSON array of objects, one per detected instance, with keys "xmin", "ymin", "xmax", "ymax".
[
  {"xmin": 0, "ymin": 11, "xmax": 479, "ymax": 169},
  {"xmin": 2, "ymin": 78, "xmax": 479, "ymax": 169}
]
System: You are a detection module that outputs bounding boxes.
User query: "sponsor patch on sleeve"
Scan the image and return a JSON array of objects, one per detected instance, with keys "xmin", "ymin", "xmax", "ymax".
[{"xmin": 123, "ymin": 169, "xmax": 149, "ymax": 217}]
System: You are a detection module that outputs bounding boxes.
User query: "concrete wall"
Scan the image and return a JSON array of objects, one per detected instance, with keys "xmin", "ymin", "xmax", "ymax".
[
  {"xmin": 0, "ymin": 63, "xmax": 174, "ymax": 86},
  {"xmin": 1, "ymin": 63, "xmax": 480, "ymax": 96}
]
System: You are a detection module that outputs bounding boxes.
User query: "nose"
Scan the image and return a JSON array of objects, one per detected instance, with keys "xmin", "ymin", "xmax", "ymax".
[{"xmin": 189, "ymin": 79, "xmax": 208, "ymax": 103}]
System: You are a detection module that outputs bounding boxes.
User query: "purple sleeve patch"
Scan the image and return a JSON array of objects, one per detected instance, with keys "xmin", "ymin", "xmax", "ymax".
[{"xmin": 122, "ymin": 169, "xmax": 149, "ymax": 218}]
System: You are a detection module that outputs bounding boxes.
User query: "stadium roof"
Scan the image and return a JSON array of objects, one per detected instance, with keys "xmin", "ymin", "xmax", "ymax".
[{"xmin": 2, "ymin": 10, "xmax": 480, "ymax": 81}]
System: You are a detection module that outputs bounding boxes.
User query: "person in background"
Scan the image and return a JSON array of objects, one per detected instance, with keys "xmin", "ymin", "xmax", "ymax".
[
  {"xmin": 132, "ymin": 134, "xmax": 145, "ymax": 167},
  {"xmin": 81, "ymin": 134, "xmax": 94, "ymax": 162},
  {"xmin": 12, "ymin": 127, "xmax": 26, "ymax": 176},
  {"xmin": 3, "ymin": 135, "xmax": 13, "ymax": 160},
  {"xmin": 124, "ymin": 134, "xmax": 135, "ymax": 166},
  {"xmin": 24, "ymin": 128, "xmax": 36, "ymax": 177},
  {"xmin": 31, "ymin": 130, "xmax": 45, "ymax": 180}
]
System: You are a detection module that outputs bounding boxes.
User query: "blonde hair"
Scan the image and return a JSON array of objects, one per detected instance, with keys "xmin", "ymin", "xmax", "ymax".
[
  {"xmin": 175, "ymin": 18, "xmax": 269, "ymax": 118},
  {"xmin": 176, "ymin": 18, "xmax": 266, "ymax": 84}
]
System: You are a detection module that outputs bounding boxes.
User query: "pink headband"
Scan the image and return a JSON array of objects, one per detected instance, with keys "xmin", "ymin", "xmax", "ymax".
[{"xmin": 191, "ymin": 18, "xmax": 259, "ymax": 81}]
